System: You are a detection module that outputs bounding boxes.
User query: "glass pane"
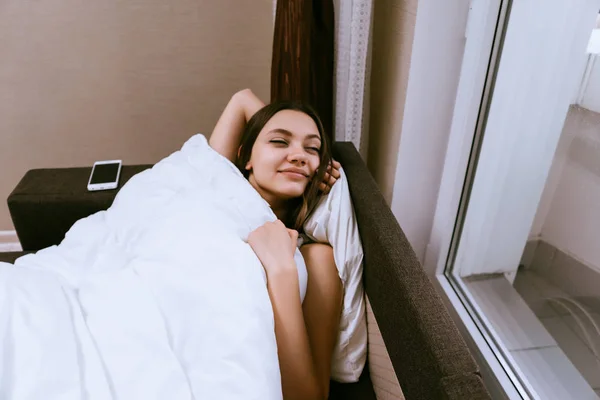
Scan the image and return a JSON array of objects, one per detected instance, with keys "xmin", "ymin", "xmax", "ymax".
[{"xmin": 447, "ymin": 3, "xmax": 600, "ymax": 399}]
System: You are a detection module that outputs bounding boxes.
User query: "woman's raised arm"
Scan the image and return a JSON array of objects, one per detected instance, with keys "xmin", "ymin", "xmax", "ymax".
[{"xmin": 209, "ymin": 89, "xmax": 265, "ymax": 162}]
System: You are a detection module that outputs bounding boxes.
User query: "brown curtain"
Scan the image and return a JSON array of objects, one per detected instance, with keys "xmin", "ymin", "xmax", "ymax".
[{"xmin": 270, "ymin": 0, "xmax": 335, "ymax": 142}]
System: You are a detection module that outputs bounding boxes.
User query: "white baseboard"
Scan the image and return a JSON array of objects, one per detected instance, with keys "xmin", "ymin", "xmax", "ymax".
[{"xmin": 0, "ymin": 231, "xmax": 22, "ymax": 252}]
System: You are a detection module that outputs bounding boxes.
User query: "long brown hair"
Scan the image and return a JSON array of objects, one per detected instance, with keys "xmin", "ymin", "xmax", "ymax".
[{"xmin": 235, "ymin": 101, "xmax": 332, "ymax": 231}]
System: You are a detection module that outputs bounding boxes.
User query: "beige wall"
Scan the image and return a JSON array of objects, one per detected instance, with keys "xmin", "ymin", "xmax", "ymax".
[
  {"xmin": 367, "ymin": 0, "xmax": 418, "ymax": 203},
  {"xmin": 0, "ymin": 0, "xmax": 272, "ymax": 231}
]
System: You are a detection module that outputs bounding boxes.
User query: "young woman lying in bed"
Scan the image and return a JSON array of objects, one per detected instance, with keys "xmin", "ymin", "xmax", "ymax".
[{"xmin": 209, "ymin": 89, "xmax": 342, "ymax": 400}]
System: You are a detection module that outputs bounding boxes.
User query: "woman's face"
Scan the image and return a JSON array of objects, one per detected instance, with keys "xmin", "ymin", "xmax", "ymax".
[{"xmin": 245, "ymin": 110, "xmax": 322, "ymax": 204}]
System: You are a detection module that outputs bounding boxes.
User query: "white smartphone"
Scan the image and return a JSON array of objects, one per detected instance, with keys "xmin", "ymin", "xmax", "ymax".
[{"xmin": 87, "ymin": 160, "xmax": 122, "ymax": 191}]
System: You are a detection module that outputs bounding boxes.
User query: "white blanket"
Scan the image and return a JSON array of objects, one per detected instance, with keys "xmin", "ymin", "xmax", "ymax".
[{"xmin": 0, "ymin": 134, "xmax": 290, "ymax": 400}]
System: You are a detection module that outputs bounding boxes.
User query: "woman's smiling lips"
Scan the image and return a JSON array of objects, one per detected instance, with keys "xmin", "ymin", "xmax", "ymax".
[{"xmin": 279, "ymin": 167, "xmax": 309, "ymax": 179}]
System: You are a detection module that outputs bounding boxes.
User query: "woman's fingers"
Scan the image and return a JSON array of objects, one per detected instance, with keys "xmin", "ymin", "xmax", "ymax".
[
  {"xmin": 287, "ymin": 228, "xmax": 299, "ymax": 241},
  {"xmin": 324, "ymin": 171, "xmax": 337, "ymax": 184},
  {"xmin": 328, "ymin": 175, "xmax": 337, "ymax": 186},
  {"xmin": 328, "ymin": 160, "xmax": 341, "ymax": 179},
  {"xmin": 320, "ymin": 159, "xmax": 342, "ymax": 194},
  {"xmin": 324, "ymin": 171, "xmax": 339, "ymax": 181},
  {"xmin": 287, "ymin": 228, "xmax": 299, "ymax": 251},
  {"xmin": 319, "ymin": 166, "xmax": 337, "ymax": 194}
]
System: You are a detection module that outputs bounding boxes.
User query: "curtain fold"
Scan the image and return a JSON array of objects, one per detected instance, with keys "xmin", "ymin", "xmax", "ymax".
[
  {"xmin": 271, "ymin": 0, "xmax": 335, "ymax": 142},
  {"xmin": 333, "ymin": 0, "xmax": 374, "ymax": 158},
  {"xmin": 271, "ymin": 0, "xmax": 373, "ymax": 158}
]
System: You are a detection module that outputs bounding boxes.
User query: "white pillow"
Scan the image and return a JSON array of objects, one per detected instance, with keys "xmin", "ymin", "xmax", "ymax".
[{"xmin": 303, "ymin": 167, "xmax": 367, "ymax": 383}]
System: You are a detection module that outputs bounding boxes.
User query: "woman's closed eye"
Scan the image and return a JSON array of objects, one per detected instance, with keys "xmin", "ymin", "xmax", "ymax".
[{"xmin": 270, "ymin": 139, "xmax": 320, "ymax": 154}]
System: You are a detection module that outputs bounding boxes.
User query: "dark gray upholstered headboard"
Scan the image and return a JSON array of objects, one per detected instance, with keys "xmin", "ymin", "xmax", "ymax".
[
  {"xmin": 8, "ymin": 165, "xmax": 152, "ymax": 251},
  {"xmin": 332, "ymin": 142, "xmax": 489, "ymax": 399}
]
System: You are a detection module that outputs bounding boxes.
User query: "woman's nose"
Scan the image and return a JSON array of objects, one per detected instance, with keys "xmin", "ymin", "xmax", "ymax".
[{"xmin": 288, "ymin": 147, "xmax": 307, "ymax": 164}]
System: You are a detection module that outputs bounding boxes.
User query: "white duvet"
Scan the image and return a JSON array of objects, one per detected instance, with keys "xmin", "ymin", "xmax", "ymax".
[{"xmin": 0, "ymin": 134, "xmax": 292, "ymax": 400}]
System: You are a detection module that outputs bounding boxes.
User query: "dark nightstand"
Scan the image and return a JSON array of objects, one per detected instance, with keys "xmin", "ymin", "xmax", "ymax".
[{"xmin": 7, "ymin": 165, "xmax": 152, "ymax": 251}]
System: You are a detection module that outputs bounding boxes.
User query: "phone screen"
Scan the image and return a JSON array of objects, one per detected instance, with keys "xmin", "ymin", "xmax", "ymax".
[{"xmin": 90, "ymin": 163, "xmax": 120, "ymax": 184}]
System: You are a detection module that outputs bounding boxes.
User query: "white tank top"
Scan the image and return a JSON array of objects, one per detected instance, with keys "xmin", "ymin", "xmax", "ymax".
[{"xmin": 294, "ymin": 242, "xmax": 308, "ymax": 303}]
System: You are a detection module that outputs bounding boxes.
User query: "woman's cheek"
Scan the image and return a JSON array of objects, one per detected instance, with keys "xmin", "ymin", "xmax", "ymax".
[{"xmin": 311, "ymin": 160, "xmax": 321, "ymax": 176}]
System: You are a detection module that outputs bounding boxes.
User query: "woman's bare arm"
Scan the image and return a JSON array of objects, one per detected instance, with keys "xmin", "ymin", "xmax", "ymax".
[
  {"xmin": 300, "ymin": 243, "xmax": 343, "ymax": 398},
  {"xmin": 267, "ymin": 265, "xmax": 322, "ymax": 399},
  {"xmin": 248, "ymin": 223, "xmax": 342, "ymax": 399},
  {"xmin": 267, "ymin": 244, "xmax": 342, "ymax": 400},
  {"xmin": 208, "ymin": 89, "xmax": 265, "ymax": 162}
]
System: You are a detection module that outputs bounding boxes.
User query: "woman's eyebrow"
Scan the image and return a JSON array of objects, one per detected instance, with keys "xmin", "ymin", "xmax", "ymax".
[
  {"xmin": 267, "ymin": 128, "xmax": 293, "ymax": 136},
  {"xmin": 267, "ymin": 129, "xmax": 321, "ymax": 141}
]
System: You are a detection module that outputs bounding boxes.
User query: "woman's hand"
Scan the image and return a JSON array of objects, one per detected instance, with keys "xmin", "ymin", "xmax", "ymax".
[
  {"xmin": 319, "ymin": 160, "xmax": 341, "ymax": 194},
  {"xmin": 248, "ymin": 220, "xmax": 298, "ymax": 277}
]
